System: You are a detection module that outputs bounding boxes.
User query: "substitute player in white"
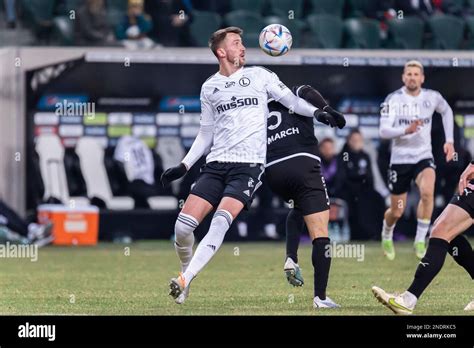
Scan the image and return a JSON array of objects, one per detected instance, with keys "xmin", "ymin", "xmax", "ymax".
[
  {"xmin": 160, "ymin": 27, "xmax": 329, "ymax": 304},
  {"xmin": 379, "ymin": 60, "xmax": 455, "ymax": 260}
]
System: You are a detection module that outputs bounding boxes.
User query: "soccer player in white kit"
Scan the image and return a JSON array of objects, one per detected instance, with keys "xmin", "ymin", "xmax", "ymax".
[
  {"xmin": 160, "ymin": 27, "xmax": 331, "ymax": 304},
  {"xmin": 379, "ymin": 60, "xmax": 455, "ymax": 260}
]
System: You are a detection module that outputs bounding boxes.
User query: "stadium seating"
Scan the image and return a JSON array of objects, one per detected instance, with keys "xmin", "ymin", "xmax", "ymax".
[
  {"xmin": 75, "ymin": 137, "xmax": 134, "ymax": 210},
  {"xmin": 387, "ymin": 16, "xmax": 425, "ymax": 49},
  {"xmin": 346, "ymin": 0, "xmax": 373, "ymax": 18},
  {"xmin": 35, "ymin": 134, "xmax": 89, "ymax": 207},
  {"xmin": 51, "ymin": 16, "xmax": 75, "ymax": 46},
  {"xmin": 230, "ymin": 0, "xmax": 265, "ymax": 14},
  {"xmin": 465, "ymin": 15, "xmax": 474, "ymax": 48},
  {"xmin": 106, "ymin": 0, "xmax": 128, "ymax": 12},
  {"xmin": 63, "ymin": 148, "xmax": 87, "ymax": 198},
  {"xmin": 263, "ymin": 16, "xmax": 305, "ymax": 48},
  {"xmin": 20, "ymin": 0, "xmax": 55, "ymax": 38},
  {"xmin": 307, "ymin": 14, "xmax": 344, "ymax": 48},
  {"xmin": 224, "ymin": 10, "xmax": 265, "ymax": 48},
  {"xmin": 268, "ymin": 0, "xmax": 305, "ymax": 18},
  {"xmin": 308, "ymin": 0, "xmax": 345, "ymax": 17},
  {"xmin": 427, "ymin": 14, "xmax": 465, "ymax": 50},
  {"xmin": 189, "ymin": 11, "xmax": 222, "ymax": 47},
  {"xmin": 344, "ymin": 18, "xmax": 381, "ymax": 49}
]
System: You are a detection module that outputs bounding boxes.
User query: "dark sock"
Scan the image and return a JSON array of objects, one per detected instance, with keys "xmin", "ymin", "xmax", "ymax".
[
  {"xmin": 407, "ymin": 238, "xmax": 450, "ymax": 298},
  {"xmin": 312, "ymin": 237, "xmax": 331, "ymax": 300},
  {"xmin": 285, "ymin": 209, "xmax": 304, "ymax": 264},
  {"xmin": 449, "ymin": 235, "xmax": 474, "ymax": 279}
]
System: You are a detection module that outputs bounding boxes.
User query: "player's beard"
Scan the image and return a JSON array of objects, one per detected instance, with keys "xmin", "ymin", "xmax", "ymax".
[
  {"xmin": 229, "ymin": 54, "xmax": 245, "ymax": 67},
  {"xmin": 406, "ymin": 83, "xmax": 420, "ymax": 93}
]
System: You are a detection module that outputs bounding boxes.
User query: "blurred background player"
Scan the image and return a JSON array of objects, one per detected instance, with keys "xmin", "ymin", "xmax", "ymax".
[
  {"xmin": 379, "ymin": 60, "xmax": 455, "ymax": 260},
  {"xmin": 337, "ymin": 129, "xmax": 385, "ymax": 240},
  {"xmin": 372, "ymin": 160, "xmax": 474, "ymax": 314},
  {"xmin": 0, "ymin": 199, "xmax": 53, "ymax": 246},
  {"xmin": 265, "ymin": 85, "xmax": 345, "ymax": 308},
  {"xmin": 160, "ymin": 27, "xmax": 325, "ymax": 304}
]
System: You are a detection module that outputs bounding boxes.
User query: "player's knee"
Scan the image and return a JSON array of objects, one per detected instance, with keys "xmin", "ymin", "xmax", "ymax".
[
  {"xmin": 420, "ymin": 190, "xmax": 433, "ymax": 204},
  {"xmin": 430, "ymin": 219, "xmax": 449, "ymax": 239},
  {"xmin": 391, "ymin": 208, "xmax": 404, "ymax": 219},
  {"xmin": 211, "ymin": 209, "xmax": 233, "ymax": 232},
  {"xmin": 175, "ymin": 213, "xmax": 199, "ymax": 244}
]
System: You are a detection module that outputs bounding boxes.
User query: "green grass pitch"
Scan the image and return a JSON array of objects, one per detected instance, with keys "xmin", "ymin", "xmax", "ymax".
[{"xmin": 0, "ymin": 241, "xmax": 472, "ymax": 315}]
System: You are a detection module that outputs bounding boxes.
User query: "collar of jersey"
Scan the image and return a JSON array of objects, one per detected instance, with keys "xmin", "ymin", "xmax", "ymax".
[
  {"xmin": 217, "ymin": 66, "xmax": 244, "ymax": 79},
  {"xmin": 402, "ymin": 86, "xmax": 423, "ymax": 98}
]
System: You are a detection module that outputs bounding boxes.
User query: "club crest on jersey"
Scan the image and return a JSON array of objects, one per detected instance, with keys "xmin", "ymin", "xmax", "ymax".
[
  {"xmin": 225, "ymin": 81, "xmax": 235, "ymax": 88},
  {"xmin": 239, "ymin": 77, "xmax": 250, "ymax": 87},
  {"xmin": 216, "ymin": 97, "xmax": 259, "ymax": 114}
]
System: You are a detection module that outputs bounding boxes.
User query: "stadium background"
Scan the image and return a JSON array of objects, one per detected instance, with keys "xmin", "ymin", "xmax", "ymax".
[{"xmin": 1, "ymin": 0, "xmax": 474, "ymax": 243}]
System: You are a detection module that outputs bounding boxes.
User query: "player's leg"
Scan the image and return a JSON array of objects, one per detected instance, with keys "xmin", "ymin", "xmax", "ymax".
[
  {"xmin": 372, "ymin": 203, "xmax": 472, "ymax": 314},
  {"xmin": 381, "ymin": 193, "xmax": 407, "ymax": 260},
  {"xmin": 414, "ymin": 167, "xmax": 436, "ymax": 258},
  {"xmin": 303, "ymin": 209, "xmax": 339, "ymax": 308},
  {"xmin": 284, "ymin": 208, "xmax": 305, "ymax": 286},
  {"xmin": 182, "ymin": 196, "xmax": 244, "ymax": 285},
  {"xmin": 178, "ymin": 163, "xmax": 264, "ymax": 294},
  {"xmin": 175, "ymin": 194, "xmax": 214, "ymax": 272}
]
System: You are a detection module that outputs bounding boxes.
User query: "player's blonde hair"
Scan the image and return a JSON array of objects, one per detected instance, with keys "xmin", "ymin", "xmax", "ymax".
[{"xmin": 404, "ymin": 60, "xmax": 424, "ymax": 74}]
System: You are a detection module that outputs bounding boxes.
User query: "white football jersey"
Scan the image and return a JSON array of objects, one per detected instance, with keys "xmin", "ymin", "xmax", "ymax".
[
  {"xmin": 380, "ymin": 87, "xmax": 454, "ymax": 164},
  {"xmin": 200, "ymin": 66, "xmax": 291, "ymax": 164},
  {"xmin": 114, "ymin": 136, "xmax": 155, "ymax": 185}
]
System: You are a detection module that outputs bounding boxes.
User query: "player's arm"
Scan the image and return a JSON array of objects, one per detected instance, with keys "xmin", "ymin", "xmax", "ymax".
[
  {"xmin": 161, "ymin": 92, "xmax": 214, "ymax": 187},
  {"xmin": 293, "ymin": 85, "xmax": 345, "ymax": 128},
  {"xmin": 379, "ymin": 97, "xmax": 421, "ymax": 139},
  {"xmin": 458, "ymin": 161, "xmax": 474, "ymax": 194},
  {"xmin": 263, "ymin": 69, "xmax": 342, "ymax": 128},
  {"xmin": 435, "ymin": 92, "xmax": 455, "ymax": 162}
]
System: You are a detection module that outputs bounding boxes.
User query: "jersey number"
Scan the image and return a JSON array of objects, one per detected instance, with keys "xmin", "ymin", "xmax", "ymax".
[{"xmin": 267, "ymin": 111, "xmax": 282, "ymax": 131}]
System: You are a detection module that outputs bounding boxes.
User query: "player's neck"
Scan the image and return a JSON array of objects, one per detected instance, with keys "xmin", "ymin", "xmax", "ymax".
[
  {"xmin": 404, "ymin": 87, "xmax": 422, "ymax": 97},
  {"xmin": 218, "ymin": 61, "xmax": 243, "ymax": 77}
]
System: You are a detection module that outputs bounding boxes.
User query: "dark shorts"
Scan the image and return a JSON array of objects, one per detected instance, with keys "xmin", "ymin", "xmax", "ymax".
[
  {"xmin": 265, "ymin": 155, "xmax": 330, "ymax": 216},
  {"xmin": 450, "ymin": 180, "xmax": 474, "ymax": 218},
  {"xmin": 190, "ymin": 161, "xmax": 265, "ymax": 210},
  {"xmin": 387, "ymin": 158, "xmax": 436, "ymax": 195}
]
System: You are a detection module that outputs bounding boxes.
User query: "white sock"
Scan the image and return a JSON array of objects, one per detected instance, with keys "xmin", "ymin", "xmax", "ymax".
[
  {"xmin": 183, "ymin": 209, "xmax": 233, "ymax": 286},
  {"xmin": 401, "ymin": 291, "xmax": 418, "ymax": 308},
  {"xmin": 174, "ymin": 213, "xmax": 198, "ymax": 272},
  {"xmin": 415, "ymin": 219, "xmax": 430, "ymax": 243},
  {"xmin": 382, "ymin": 220, "xmax": 395, "ymax": 240}
]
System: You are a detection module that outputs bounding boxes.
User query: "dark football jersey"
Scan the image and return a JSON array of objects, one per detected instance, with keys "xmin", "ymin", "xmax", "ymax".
[{"xmin": 266, "ymin": 100, "xmax": 319, "ymax": 164}]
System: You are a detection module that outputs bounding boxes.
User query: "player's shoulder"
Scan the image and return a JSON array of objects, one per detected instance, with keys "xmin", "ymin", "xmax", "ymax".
[
  {"xmin": 422, "ymin": 88, "xmax": 443, "ymax": 99},
  {"xmin": 384, "ymin": 87, "xmax": 403, "ymax": 102},
  {"xmin": 245, "ymin": 65, "xmax": 275, "ymax": 76},
  {"xmin": 201, "ymin": 72, "xmax": 220, "ymax": 95}
]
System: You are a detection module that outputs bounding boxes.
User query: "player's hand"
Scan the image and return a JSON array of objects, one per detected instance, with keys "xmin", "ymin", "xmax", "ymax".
[
  {"xmin": 323, "ymin": 105, "xmax": 346, "ymax": 129},
  {"xmin": 444, "ymin": 142, "xmax": 455, "ymax": 162},
  {"xmin": 404, "ymin": 119, "xmax": 423, "ymax": 134},
  {"xmin": 314, "ymin": 109, "xmax": 337, "ymax": 128},
  {"xmin": 458, "ymin": 162, "xmax": 474, "ymax": 195},
  {"xmin": 161, "ymin": 163, "xmax": 187, "ymax": 187}
]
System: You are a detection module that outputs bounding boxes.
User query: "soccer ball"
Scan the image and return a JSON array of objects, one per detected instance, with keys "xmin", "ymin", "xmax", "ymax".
[{"xmin": 259, "ymin": 24, "xmax": 292, "ymax": 57}]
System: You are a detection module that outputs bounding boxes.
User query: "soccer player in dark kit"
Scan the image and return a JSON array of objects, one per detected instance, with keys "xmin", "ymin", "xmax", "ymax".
[{"xmin": 265, "ymin": 85, "xmax": 346, "ymax": 308}]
